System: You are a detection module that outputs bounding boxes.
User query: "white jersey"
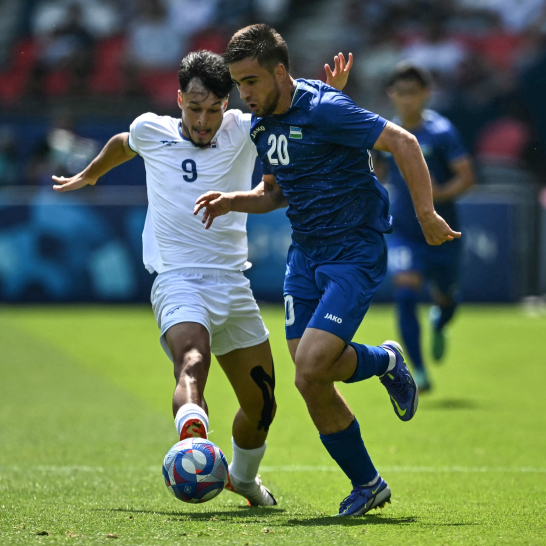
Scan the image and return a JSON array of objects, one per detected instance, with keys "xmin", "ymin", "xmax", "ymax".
[{"xmin": 128, "ymin": 110, "xmax": 256, "ymax": 274}]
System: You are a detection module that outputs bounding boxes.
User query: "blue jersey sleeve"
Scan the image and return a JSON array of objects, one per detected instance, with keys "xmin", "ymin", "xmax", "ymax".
[
  {"xmin": 261, "ymin": 159, "xmax": 272, "ymax": 176},
  {"xmin": 313, "ymin": 92, "xmax": 388, "ymax": 150},
  {"xmin": 440, "ymin": 122, "xmax": 467, "ymax": 163}
]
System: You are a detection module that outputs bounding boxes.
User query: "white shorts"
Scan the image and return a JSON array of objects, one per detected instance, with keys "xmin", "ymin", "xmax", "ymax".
[{"xmin": 151, "ymin": 267, "xmax": 269, "ymax": 359}]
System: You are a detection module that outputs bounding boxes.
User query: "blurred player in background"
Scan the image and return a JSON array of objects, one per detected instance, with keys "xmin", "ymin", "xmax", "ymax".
[
  {"xmin": 195, "ymin": 24, "xmax": 460, "ymax": 517},
  {"xmin": 51, "ymin": 49, "xmax": 350, "ymax": 507},
  {"xmin": 381, "ymin": 63, "xmax": 474, "ymax": 392}
]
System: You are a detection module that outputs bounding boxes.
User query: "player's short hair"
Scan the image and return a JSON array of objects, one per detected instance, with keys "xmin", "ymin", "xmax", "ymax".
[
  {"xmin": 388, "ymin": 62, "xmax": 431, "ymax": 89},
  {"xmin": 223, "ymin": 24, "xmax": 290, "ymax": 73},
  {"xmin": 178, "ymin": 50, "xmax": 233, "ymax": 98}
]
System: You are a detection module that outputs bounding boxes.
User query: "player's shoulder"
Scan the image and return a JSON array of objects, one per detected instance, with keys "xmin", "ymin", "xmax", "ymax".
[
  {"xmin": 294, "ymin": 78, "xmax": 347, "ymax": 110},
  {"xmin": 130, "ymin": 112, "xmax": 179, "ymax": 136},
  {"xmin": 293, "ymin": 79, "xmax": 361, "ymax": 126},
  {"xmin": 422, "ymin": 109, "xmax": 455, "ymax": 136},
  {"xmin": 221, "ymin": 108, "xmax": 251, "ymax": 132}
]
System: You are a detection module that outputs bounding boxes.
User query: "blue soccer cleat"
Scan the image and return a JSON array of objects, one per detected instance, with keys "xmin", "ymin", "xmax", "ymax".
[
  {"xmin": 336, "ymin": 477, "xmax": 391, "ymax": 517},
  {"xmin": 379, "ymin": 340, "xmax": 418, "ymax": 421}
]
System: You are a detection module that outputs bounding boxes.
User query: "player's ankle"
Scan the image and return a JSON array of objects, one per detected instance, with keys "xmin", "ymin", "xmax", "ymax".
[
  {"xmin": 175, "ymin": 403, "xmax": 209, "ymax": 439},
  {"xmin": 380, "ymin": 348, "xmax": 396, "ymax": 376}
]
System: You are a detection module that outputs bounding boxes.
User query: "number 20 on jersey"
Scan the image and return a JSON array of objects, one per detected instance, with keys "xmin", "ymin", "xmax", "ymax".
[{"xmin": 267, "ymin": 134, "xmax": 290, "ymax": 166}]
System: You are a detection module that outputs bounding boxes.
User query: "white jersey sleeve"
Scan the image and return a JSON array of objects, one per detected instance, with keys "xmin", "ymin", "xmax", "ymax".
[{"xmin": 233, "ymin": 111, "xmax": 253, "ymax": 142}]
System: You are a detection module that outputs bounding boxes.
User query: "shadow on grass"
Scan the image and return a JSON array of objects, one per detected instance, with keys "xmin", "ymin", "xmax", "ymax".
[
  {"xmin": 96, "ymin": 507, "xmax": 285, "ymax": 520},
  {"xmin": 283, "ymin": 514, "xmax": 417, "ymax": 527},
  {"xmin": 423, "ymin": 398, "xmax": 479, "ymax": 410},
  {"xmin": 284, "ymin": 516, "xmax": 477, "ymax": 528}
]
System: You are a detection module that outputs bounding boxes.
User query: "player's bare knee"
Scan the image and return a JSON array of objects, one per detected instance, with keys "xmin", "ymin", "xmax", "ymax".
[
  {"xmin": 295, "ymin": 353, "xmax": 333, "ymax": 385},
  {"xmin": 295, "ymin": 370, "xmax": 328, "ymax": 400},
  {"xmin": 394, "ymin": 272, "xmax": 422, "ymax": 291}
]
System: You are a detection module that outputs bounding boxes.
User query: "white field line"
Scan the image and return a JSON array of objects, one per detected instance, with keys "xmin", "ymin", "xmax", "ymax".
[
  {"xmin": 2, "ymin": 465, "xmax": 546, "ymax": 474},
  {"xmin": 260, "ymin": 466, "xmax": 546, "ymax": 473},
  {"xmin": 1, "ymin": 466, "xmax": 104, "ymax": 473}
]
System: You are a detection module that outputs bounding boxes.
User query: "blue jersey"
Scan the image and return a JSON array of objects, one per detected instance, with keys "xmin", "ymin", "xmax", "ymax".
[
  {"xmin": 385, "ymin": 109, "xmax": 467, "ymax": 241},
  {"xmin": 250, "ymin": 79, "xmax": 391, "ymax": 246}
]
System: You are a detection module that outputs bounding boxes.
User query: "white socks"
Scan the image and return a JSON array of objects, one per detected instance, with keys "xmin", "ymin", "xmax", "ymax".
[
  {"xmin": 174, "ymin": 403, "xmax": 209, "ymax": 437},
  {"xmin": 384, "ymin": 349, "xmax": 396, "ymax": 374},
  {"xmin": 229, "ymin": 438, "xmax": 267, "ymax": 485},
  {"xmin": 362, "ymin": 474, "xmax": 380, "ymax": 487}
]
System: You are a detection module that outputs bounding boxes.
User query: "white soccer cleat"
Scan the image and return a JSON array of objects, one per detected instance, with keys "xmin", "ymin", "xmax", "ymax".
[{"xmin": 225, "ymin": 473, "xmax": 277, "ymax": 506}]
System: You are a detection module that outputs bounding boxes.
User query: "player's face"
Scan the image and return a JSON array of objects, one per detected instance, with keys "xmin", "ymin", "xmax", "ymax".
[
  {"xmin": 178, "ymin": 81, "xmax": 228, "ymax": 147},
  {"xmin": 388, "ymin": 80, "xmax": 429, "ymax": 120},
  {"xmin": 229, "ymin": 57, "xmax": 282, "ymax": 117}
]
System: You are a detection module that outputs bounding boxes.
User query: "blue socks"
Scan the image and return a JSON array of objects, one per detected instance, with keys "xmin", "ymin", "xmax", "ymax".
[
  {"xmin": 343, "ymin": 342, "xmax": 389, "ymax": 383},
  {"xmin": 320, "ymin": 418, "xmax": 378, "ymax": 486},
  {"xmin": 395, "ymin": 287, "xmax": 424, "ymax": 371}
]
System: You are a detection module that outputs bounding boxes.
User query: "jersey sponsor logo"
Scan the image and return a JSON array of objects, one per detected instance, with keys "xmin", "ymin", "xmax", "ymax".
[
  {"xmin": 289, "ymin": 126, "xmax": 302, "ymax": 139},
  {"xmin": 324, "ymin": 313, "xmax": 342, "ymax": 324},
  {"xmin": 251, "ymin": 126, "xmax": 265, "ymax": 139},
  {"xmin": 160, "ymin": 140, "xmax": 178, "ymax": 146}
]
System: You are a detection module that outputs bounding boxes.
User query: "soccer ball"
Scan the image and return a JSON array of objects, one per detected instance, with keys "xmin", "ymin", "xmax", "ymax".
[{"xmin": 162, "ymin": 438, "xmax": 228, "ymax": 503}]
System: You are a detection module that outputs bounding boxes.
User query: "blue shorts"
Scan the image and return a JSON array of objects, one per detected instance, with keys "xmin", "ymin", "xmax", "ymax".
[
  {"xmin": 283, "ymin": 231, "xmax": 387, "ymax": 343},
  {"xmin": 387, "ymin": 235, "xmax": 461, "ymax": 295}
]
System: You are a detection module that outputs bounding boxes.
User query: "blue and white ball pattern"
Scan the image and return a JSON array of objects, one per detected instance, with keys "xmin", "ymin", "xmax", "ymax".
[{"xmin": 162, "ymin": 438, "xmax": 228, "ymax": 503}]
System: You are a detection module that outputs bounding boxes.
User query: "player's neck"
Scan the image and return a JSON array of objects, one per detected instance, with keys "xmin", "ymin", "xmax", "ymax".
[
  {"xmin": 401, "ymin": 112, "xmax": 424, "ymax": 131},
  {"xmin": 272, "ymin": 77, "xmax": 296, "ymax": 116}
]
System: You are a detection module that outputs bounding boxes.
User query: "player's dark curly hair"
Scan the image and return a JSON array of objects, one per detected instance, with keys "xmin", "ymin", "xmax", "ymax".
[
  {"xmin": 223, "ymin": 24, "xmax": 290, "ymax": 72},
  {"xmin": 388, "ymin": 62, "xmax": 431, "ymax": 88},
  {"xmin": 178, "ymin": 50, "xmax": 233, "ymax": 98}
]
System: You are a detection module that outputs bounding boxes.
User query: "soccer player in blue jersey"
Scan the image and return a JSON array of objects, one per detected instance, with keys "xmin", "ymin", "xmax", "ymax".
[
  {"xmin": 382, "ymin": 63, "xmax": 475, "ymax": 392},
  {"xmin": 195, "ymin": 25, "xmax": 460, "ymax": 516}
]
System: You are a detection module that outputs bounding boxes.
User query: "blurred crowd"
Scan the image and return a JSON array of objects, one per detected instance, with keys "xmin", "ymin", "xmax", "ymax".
[
  {"xmin": 330, "ymin": 0, "xmax": 546, "ymax": 184},
  {"xmin": 0, "ymin": 0, "xmax": 290, "ymax": 106},
  {"xmin": 0, "ymin": 0, "xmax": 546, "ymax": 186}
]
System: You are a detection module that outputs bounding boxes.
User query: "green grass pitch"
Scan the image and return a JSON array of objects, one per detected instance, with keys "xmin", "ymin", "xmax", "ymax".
[{"xmin": 1, "ymin": 304, "xmax": 545, "ymax": 545}]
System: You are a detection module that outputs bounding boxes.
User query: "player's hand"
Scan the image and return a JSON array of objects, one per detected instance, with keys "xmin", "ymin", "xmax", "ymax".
[
  {"xmin": 194, "ymin": 191, "xmax": 233, "ymax": 229},
  {"xmin": 419, "ymin": 211, "xmax": 461, "ymax": 246},
  {"xmin": 325, "ymin": 52, "xmax": 353, "ymax": 91},
  {"xmin": 52, "ymin": 172, "xmax": 97, "ymax": 192}
]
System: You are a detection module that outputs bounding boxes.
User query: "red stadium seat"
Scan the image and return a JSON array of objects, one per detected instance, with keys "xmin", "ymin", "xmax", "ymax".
[
  {"xmin": 138, "ymin": 70, "xmax": 179, "ymax": 107},
  {"xmin": 89, "ymin": 35, "xmax": 127, "ymax": 95},
  {"xmin": 0, "ymin": 38, "xmax": 37, "ymax": 104},
  {"xmin": 44, "ymin": 69, "xmax": 72, "ymax": 97},
  {"xmin": 190, "ymin": 29, "xmax": 228, "ymax": 55}
]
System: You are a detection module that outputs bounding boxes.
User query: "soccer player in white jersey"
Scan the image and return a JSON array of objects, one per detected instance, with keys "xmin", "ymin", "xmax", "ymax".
[{"xmin": 51, "ymin": 50, "xmax": 351, "ymax": 507}]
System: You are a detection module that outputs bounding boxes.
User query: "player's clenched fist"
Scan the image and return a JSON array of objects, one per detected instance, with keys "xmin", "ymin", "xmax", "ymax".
[
  {"xmin": 419, "ymin": 211, "xmax": 461, "ymax": 246},
  {"xmin": 194, "ymin": 191, "xmax": 233, "ymax": 229}
]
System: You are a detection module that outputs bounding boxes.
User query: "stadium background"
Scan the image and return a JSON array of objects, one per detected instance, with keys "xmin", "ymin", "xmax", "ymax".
[{"xmin": 0, "ymin": 0, "xmax": 545, "ymax": 304}]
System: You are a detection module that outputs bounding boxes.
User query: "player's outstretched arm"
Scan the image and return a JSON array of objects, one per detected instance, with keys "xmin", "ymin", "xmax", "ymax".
[
  {"xmin": 194, "ymin": 175, "xmax": 286, "ymax": 229},
  {"xmin": 52, "ymin": 133, "xmax": 137, "ymax": 192},
  {"xmin": 374, "ymin": 121, "xmax": 461, "ymax": 246},
  {"xmin": 325, "ymin": 52, "xmax": 353, "ymax": 91}
]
